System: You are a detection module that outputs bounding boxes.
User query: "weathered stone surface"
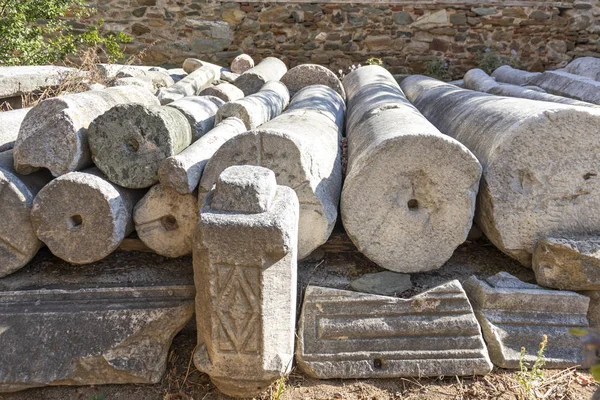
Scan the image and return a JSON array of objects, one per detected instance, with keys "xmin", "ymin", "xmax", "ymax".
[
  {"xmin": 281, "ymin": 64, "xmax": 345, "ymax": 99},
  {"xmin": 465, "ymin": 68, "xmax": 599, "ymax": 108},
  {"xmin": 215, "ymin": 81, "xmax": 289, "ymax": 129},
  {"xmin": 529, "ymin": 70, "xmax": 600, "ymax": 105},
  {"xmin": 220, "ymin": 70, "xmax": 240, "ymax": 84},
  {"xmin": 0, "ymin": 66, "xmax": 78, "ymax": 98},
  {"xmin": 464, "ymin": 272, "xmax": 591, "ymax": 369},
  {"xmin": 349, "ymin": 271, "xmax": 412, "ymax": 296},
  {"xmin": 533, "ymin": 236, "xmax": 600, "ymax": 290},
  {"xmin": 234, "ymin": 57, "xmax": 288, "ymax": 96},
  {"xmin": 0, "ymin": 151, "xmax": 52, "ymax": 278},
  {"xmin": 167, "ymin": 68, "xmax": 188, "ymax": 83},
  {"xmin": 230, "ymin": 54, "xmax": 255, "ymax": 74},
  {"xmin": 343, "ymin": 67, "xmax": 481, "ymax": 272},
  {"xmin": 582, "ymin": 291, "xmax": 600, "ymax": 330},
  {"xmin": 30, "ymin": 168, "xmax": 144, "ymax": 264},
  {"xmin": 115, "ymin": 69, "xmax": 174, "ymax": 91},
  {"xmin": 134, "ymin": 184, "xmax": 197, "ymax": 258},
  {"xmin": 199, "ymin": 83, "xmax": 244, "ymax": 102},
  {"xmin": 159, "ymin": 117, "xmax": 247, "ymax": 194},
  {"xmin": 563, "ymin": 57, "xmax": 600, "ymax": 81},
  {"xmin": 96, "ymin": 64, "xmax": 167, "ymax": 79},
  {"xmin": 166, "ymin": 95, "xmax": 224, "ymax": 141},
  {"xmin": 182, "ymin": 58, "xmax": 230, "ymax": 79},
  {"xmin": 401, "ymin": 75, "xmax": 600, "ymax": 266},
  {"xmin": 0, "ymin": 108, "xmax": 29, "ymax": 152},
  {"xmin": 182, "ymin": 58, "xmax": 203, "ymax": 74},
  {"xmin": 111, "ymin": 76, "xmax": 154, "ymax": 92},
  {"xmin": 201, "ymin": 85, "xmax": 344, "ymax": 259},
  {"xmin": 157, "ymin": 66, "xmax": 216, "ymax": 105},
  {"xmin": 88, "ymin": 103, "xmax": 192, "ymax": 189},
  {"xmin": 14, "ymin": 86, "xmax": 159, "ymax": 177},
  {"xmin": 194, "ymin": 165, "xmax": 299, "ymax": 398},
  {"xmin": 491, "ymin": 65, "xmax": 541, "ymax": 86},
  {"xmin": 0, "ymin": 254, "xmax": 195, "ymax": 392},
  {"xmin": 296, "ymin": 282, "xmax": 493, "ymax": 379}
]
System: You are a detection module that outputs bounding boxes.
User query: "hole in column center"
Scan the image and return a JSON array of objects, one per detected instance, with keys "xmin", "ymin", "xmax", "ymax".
[
  {"xmin": 67, "ymin": 215, "xmax": 83, "ymax": 230},
  {"xmin": 125, "ymin": 137, "xmax": 141, "ymax": 153},
  {"xmin": 161, "ymin": 215, "xmax": 179, "ymax": 231},
  {"xmin": 407, "ymin": 199, "xmax": 419, "ymax": 210}
]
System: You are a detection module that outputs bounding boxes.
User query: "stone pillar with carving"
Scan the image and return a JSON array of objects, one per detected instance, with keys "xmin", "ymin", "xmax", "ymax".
[{"xmin": 193, "ymin": 165, "xmax": 299, "ymax": 398}]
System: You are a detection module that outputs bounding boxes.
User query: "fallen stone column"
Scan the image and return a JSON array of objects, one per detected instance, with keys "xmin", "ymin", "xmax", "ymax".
[
  {"xmin": 88, "ymin": 103, "xmax": 192, "ymax": 189},
  {"xmin": 159, "ymin": 117, "xmax": 247, "ymax": 194},
  {"xmin": 281, "ymin": 64, "xmax": 345, "ymax": 99},
  {"xmin": 529, "ymin": 70, "xmax": 600, "ymax": 105},
  {"xmin": 13, "ymin": 85, "xmax": 159, "ymax": 177},
  {"xmin": 182, "ymin": 58, "xmax": 229, "ymax": 77},
  {"xmin": 215, "ymin": 81, "xmax": 289, "ymax": 129},
  {"xmin": 96, "ymin": 64, "xmax": 167, "ymax": 79},
  {"xmin": 199, "ymin": 83, "xmax": 244, "ymax": 102},
  {"xmin": 562, "ymin": 57, "xmax": 600, "ymax": 81},
  {"xmin": 464, "ymin": 272, "xmax": 591, "ymax": 368},
  {"xmin": 234, "ymin": 57, "xmax": 288, "ymax": 96},
  {"xmin": 112, "ymin": 76, "xmax": 155, "ymax": 92},
  {"xmin": 0, "ymin": 151, "xmax": 52, "ymax": 278},
  {"xmin": 0, "ymin": 107, "xmax": 30, "ymax": 152},
  {"xmin": 0, "ymin": 65, "xmax": 79, "ymax": 99},
  {"xmin": 296, "ymin": 281, "xmax": 493, "ymax": 379},
  {"xmin": 166, "ymin": 96, "xmax": 224, "ymax": 141},
  {"xmin": 115, "ymin": 69, "xmax": 174, "ymax": 91},
  {"xmin": 30, "ymin": 168, "xmax": 144, "ymax": 264},
  {"xmin": 401, "ymin": 75, "xmax": 600, "ymax": 266},
  {"xmin": 343, "ymin": 66, "xmax": 482, "ymax": 273},
  {"xmin": 230, "ymin": 54, "xmax": 254, "ymax": 74},
  {"xmin": 491, "ymin": 65, "xmax": 540, "ymax": 86},
  {"xmin": 201, "ymin": 85, "xmax": 344, "ymax": 259},
  {"xmin": 194, "ymin": 165, "xmax": 299, "ymax": 398},
  {"xmin": 465, "ymin": 68, "xmax": 598, "ymax": 108},
  {"xmin": 157, "ymin": 66, "xmax": 216, "ymax": 105},
  {"xmin": 134, "ymin": 184, "xmax": 197, "ymax": 258},
  {"xmin": 0, "ymin": 254, "xmax": 195, "ymax": 392}
]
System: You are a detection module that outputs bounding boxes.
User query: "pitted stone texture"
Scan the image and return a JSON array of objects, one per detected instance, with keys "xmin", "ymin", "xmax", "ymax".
[
  {"xmin": 166, "ymin": 96, "xmax": 224, "ymax": 141},
  {"xmin": 230, "ymin": 54, "xmax": 255, "ymax": 74},
  {"xmin": 30, "ymin": 168, "xmax": 144, "ymax": 264},
  {"xmin": 0, "ymin": 257, "xmax": 195, "ymax": 392},
  {"xmin": 563, "ymin": 57, "xmax": 600, "ymax": 81},
  {"xmin": 201, "ymin": 85, "xmax": 344, "ymax": 259},
  {"xmin": 115, "ymin": 70, "xmax": 174, "ymax": 91},
  {"xmin": 349, "ymin": 271, "xmax": 412, "ymax": 296},
  {"xmin": 0, "ymin": 66, "xmax": 78, "ymax": 98},
  {"xmin": 234, "ymin": 57, "xmax": 288, "ymax": 96},
  {"xmin": 464, "ymin": 272, "xmax": 591, "ymax": 369},
  {"xmin": 97, "ymin": 64, "xmax": 167, "ymax": 79},
  {"xmin": 296, "ymin": 282, "xmax": 493, "ymax": 379},
  {"xmin": 401, "ymin": 75, "xmax": 600, "ymax": 266},
  {"xmin": 215, "ymin": 81, "xmax": 290, "ymax": 129},
  {"xmin": 220, "ymin": 70, "xmax": 240, "ymax": 84},
  {"xmin": 529, "ymin": 71, "xmax": 600, "ymax": 105},
  {"xmin": 157, "ymin": 66, "xmax": 216, "ymax": 105},
  {"xmin": 582, "ymin": 291, "xmax": 600, "ymax": 330},
  {"xmin": 182, "ymin": 58, "xmax": 230, "ymax": 79},
  {"xmin": 111, "ymin": 77, "xmax": 154, "ymax": 92},
  {"xmin": 212, "ymin": 165, "xmax": 277, "ymax": 213},
  {"xmin": 199, "ymin": 83, "xmax": 244, "ymax": 102},
  {"xmin": 491, "ymin": 65, "xmax": 540, "ymax": 86},
  {"xmin": 0, "ymin": 108, "xmax": 29, "ymax": 152},
  {"xmin": 134, "ymin": 184, "xmax": 197, "ymax": 258},
  {"xmin": 159, "ymin": 117, "xmax": 247, "ymax": 194},
  {"xmin": 14, "ymin": 86, "xmax": 159, "ymax": 177},
  {"xmin": 343, "ymin": 66, "xmax": 481, "ymax": 273},
  {"xmin": 194, "ymin": 165, "xmax": 299, "ymax": 398},
  {"xmin": 182, "ymin": 58, "xmax": 203, "ymax": 74},
  {"xmin": 281, "ymin": 64, "xmax": 345, "ymax": 99},
  {"xmin": 0, "ymin": 151, "xmax": 51, "ymax": 278},
  {"xmin": 89, "ymin": 103, "xmax": 192, "ymax": 189},
  {"xmin": 533, "ymin": 236, "xmax": 600, "ymax": 290}
]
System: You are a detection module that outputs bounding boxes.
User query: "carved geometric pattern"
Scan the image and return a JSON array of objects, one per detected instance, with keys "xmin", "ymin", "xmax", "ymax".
[{"xmin": 215, "ymin": 265, "xmax": 261, "ymax": 354}]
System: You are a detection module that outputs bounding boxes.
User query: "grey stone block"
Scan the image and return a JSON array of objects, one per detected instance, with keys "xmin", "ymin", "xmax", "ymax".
[
  {"xmin": 529, "ymin": 70, "xmax": 600, "ymax": 105},
  {"xmin": 166, "ymin": 95, "xmax": 224, "ymax": 141},
  {"xmin": 230, "ymin": 54, "xmax": 255, "ymax": 74},
  {"xmin": 0, "ymin": 66, "xmax": 79, "ymax": 98},
  {"xmin": 281, "ymin": 64, "xmax": 345, "ymax": 99},
  {"xmin": 464, "ymin": 272, "xmax": 591, "ymax": 369},
  {"xmin": 234, "ymin": 57, "xmax": 288, "ymax": 96},
  {"xmin": 0, "ymin": 107, "xmax": 30, "ymax": 152},
  {"xmin": 563, "ymin": 57, "xmax": 600, "ymax": 81},
  {"xmin": 194, "ymin": 165, "xmax": 299, "ymax": 398},
  {"xmin": 296, "ymin": 282, "xmax": 493, "ymax": 379},
  {"xmin": 157, "ymin": 66, "xmax": 216, "ymax": 105},
  {"xmin": 199, "ymin": 83, "xmax": 244, "ymax": 102}
]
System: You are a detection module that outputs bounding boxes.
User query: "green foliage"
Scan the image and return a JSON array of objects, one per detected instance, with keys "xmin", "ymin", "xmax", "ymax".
[
  {"xmin": 0, "ymin": 0, "xmax": 131, "ymax": 66},
  {"xmin": 271, "ymin": 376, "xmax": 288, "ymax": 400},
  {"xmin": 477, "ymin": 40, "xmax": 521, "ymax": 74},
  {"xmin": 571, "ymin": 327, "xmax": 600, "ymax": 382},
  {"xmin": 424, "ymin": 57, "xmax": 452, "ymax": 81},
  {"xmin": 517, "ymin": 334, "xmax": 548, "ymax": 399},
  {"xmin": 366, "ymin": 57, "xmax": 383, "ymax": 66}
]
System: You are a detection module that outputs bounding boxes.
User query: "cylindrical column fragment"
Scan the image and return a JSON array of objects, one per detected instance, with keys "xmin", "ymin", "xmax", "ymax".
[
  {"xmin": 281, "ymin": 64, "xmax": 345, "ymax": 99},
  {"xmin": 134, "ymin": 184, "xmax": 197, "ymax": 258},
  {"xmin": 166, "ymin": 96, "xmax": 224, "ymax": 141},
  {"xmin": 401, "ymin": 75, "xmax": 600, "ymax": 266},
  {"xmin": 159, "ymin": 117, "xmax": 247, "ymax": 194},
  {"xmin": 342, "ymin": 66, "xmax": 482, "ymax": 273},
  {"xmin": 215, "ymin": 81, "xmax": 289, "ymax": 130},
  {"xmin": 230, "ymin": 54, "xmax": 254, "ymax": 74},
  {"xmin": 13, "ymin": 86, "xmax": 159, "ymax": 177},
  {"xmin": 157, "ymin": 66, "xmax": 216, "ymax": 105},
  {"xmin": 0, "ymin": 150, "xmax": 52, "ymax": 277},
  {"xmin": 30, "ymin": 168, "xmax": 144, "ymax": 264},
  {"xmin": 199, "ymin": 83, "xmax": 244, "ymax": 102},
  {"xmin": 562, "ymin": 57, "xmax": 600, "ymax": 81},
  {"xmin": 88, "ymin": 103, "xmax": 192, "ymax": 189},
  {"xmin": 529, "ymin": 71, "xmax": 600, "ymax": 105},
  {"xmin": 491, "ymin": 65, "xmax": 540, "ymax": 86},
  {"xmin": 233, "ymin": 57, "xmax": 288, "ymax": 96},
  {"xmin": 0, "ymin": 108, "xmax": 30, "ymax": 152},
  {"xmin": 200, "ymin": 85, "xmax": 344, "ymax": 259}
]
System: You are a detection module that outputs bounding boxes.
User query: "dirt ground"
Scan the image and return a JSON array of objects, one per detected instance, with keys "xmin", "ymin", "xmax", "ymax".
[{"xmin": 1, "ymin": 229, "xmax": 598, "ymax": 400}]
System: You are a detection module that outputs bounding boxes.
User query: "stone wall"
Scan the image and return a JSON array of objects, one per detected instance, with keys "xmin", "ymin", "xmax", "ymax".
[{"xmin": 87, "ymin": 0, "xmax": 600, "ymax": 78}]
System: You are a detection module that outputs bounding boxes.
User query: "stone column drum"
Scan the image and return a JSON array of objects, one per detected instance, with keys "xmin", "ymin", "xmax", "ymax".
[
  {"xmin": 491, "ymin": 65, "xmax": 540, "ymax": 86},
  {"xmin": 157, "ymin": 66, "xmax": 216, "ymax": 105},
  {"xmin": 342, "ymin": 66, "xmax": 482, "ymax": 273},
  {"xmin": 193, "ymin": 165, "xmax": 299, "ymax": 398},
  {"xmin": 0, "ymin": 107, "xmax": 30, "ymax": 152},
  {"xmin": 201, "ymin": 85, "xmax": 344, "ymax": 259},
  {"xmin": 400, "ymin": 75, "xmax": 600, "ymax": 266},
  {"xmin": 234, "ymin": 57, "xmax": 288, "ymax": 96}
]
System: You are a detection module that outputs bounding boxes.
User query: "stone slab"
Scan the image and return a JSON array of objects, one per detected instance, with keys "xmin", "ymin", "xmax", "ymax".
[{"xmin": 0, "ymin": 66, "xmax": 79, "ymax": 98}]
